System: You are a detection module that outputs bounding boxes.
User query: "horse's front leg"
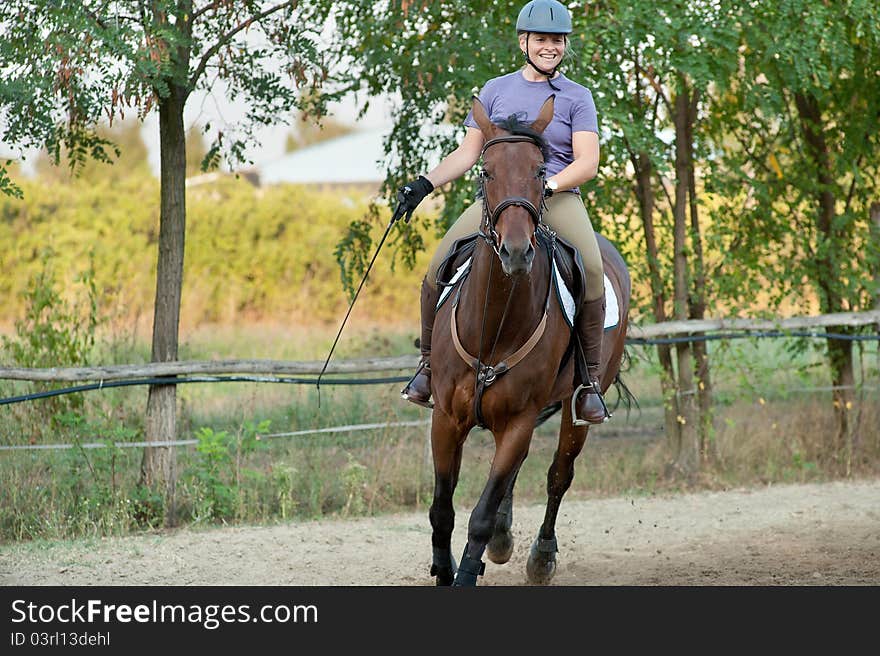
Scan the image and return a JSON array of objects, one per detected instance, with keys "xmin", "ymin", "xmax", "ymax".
[
  {"xmin": 454, "ymin": 421, "xmax": 534, "ymax": 586},
  {"xmin": 527, "ymin": 398, "xmax": 589, "ymax": 584},
  {"xmin": 485, "ymin": 471, "xmax": 518, "ymax": 565},
  {"xmin": 429, "ymin": 409, "xmax": 467, "ymax": 586}
]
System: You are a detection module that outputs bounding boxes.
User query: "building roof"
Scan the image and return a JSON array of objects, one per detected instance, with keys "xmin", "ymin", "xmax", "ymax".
[{"xmin": 257, "ymin": 128, "xmax": 390, "ymax": 186}]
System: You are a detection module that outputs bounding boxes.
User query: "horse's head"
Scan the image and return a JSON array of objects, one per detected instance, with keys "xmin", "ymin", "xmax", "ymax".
[{"xmin": 472, "ymin": 95, "xmax": 554, "ymax": 277}]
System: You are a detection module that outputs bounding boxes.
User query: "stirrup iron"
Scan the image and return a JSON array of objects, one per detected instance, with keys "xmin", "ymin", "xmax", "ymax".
[
  {"xmin": 570, "ymin": 380, "xmax": 611, "ymax": 427},
  {"xmin": 400, "ymin": 360, "xmax": 434, "ymax": 409}
]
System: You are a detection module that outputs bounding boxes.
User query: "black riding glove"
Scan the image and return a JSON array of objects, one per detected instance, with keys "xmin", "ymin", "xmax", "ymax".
[{"xmin": 394, "ymin": 175, "xmax": 434, "ymax": 223}]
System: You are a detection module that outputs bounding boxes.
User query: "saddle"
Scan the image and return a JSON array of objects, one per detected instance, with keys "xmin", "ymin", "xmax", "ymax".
[
  {"xmin": 434, "ymin": 230, "xmax": 587, "ymax": 322},
  {"xmin": 434, "ymin": 234, "xmax": 479, "ymax": 301},
  {"xmin": 548, "ymin": 232, "xmax": 587, "ymax": 329}
]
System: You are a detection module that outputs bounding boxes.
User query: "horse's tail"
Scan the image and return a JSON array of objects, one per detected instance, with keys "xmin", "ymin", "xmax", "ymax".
[
  {"xmin": 534, "ymin": 401, "xmax": 562, "ymax": 428},
  {"xmin": 608, "ymin": 348, "xmax": 639, "ymax": 419}
]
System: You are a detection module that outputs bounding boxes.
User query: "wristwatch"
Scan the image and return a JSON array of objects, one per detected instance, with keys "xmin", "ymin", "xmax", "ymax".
[{"xmin": 545, "ymin": 178, "xmax": 558, "ymax": 196}]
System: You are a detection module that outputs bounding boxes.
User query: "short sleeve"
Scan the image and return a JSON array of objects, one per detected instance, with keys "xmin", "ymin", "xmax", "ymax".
[{"xmin": 570, "ymin": 88, "xmax": 598, "ymax": 134}]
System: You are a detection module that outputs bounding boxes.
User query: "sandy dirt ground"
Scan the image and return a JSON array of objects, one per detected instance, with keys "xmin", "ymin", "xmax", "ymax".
[{"xmin": 2, "ymin": 479, "xmax": 878, "ymax": 586}]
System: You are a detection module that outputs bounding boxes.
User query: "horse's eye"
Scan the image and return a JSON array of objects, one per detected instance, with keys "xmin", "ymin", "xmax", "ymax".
[
  {"xmin": 536, "ymin": 164, "xmax": 547, "ymax": 179},
  {"xmin": 480, "ymin": 169, "xmax": 494, "ymax": 181}
]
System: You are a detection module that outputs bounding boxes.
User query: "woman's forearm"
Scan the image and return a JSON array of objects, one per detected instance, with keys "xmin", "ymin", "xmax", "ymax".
[
  {"xmin": 425, "ymin": 128, "xmax": 484, "ymax": 189},
  {"xmin": 549, "ymin": 157, "xmax": 598, "ymax": 191},
  {"xmin": 548, "ymin": 130, "xmax": 599, "ymax": 191}
]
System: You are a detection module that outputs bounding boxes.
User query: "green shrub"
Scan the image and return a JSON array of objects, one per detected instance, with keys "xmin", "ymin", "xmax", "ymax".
[
  {"xmin": 0, "ymin": 177, "xmax": 437, "ymax": 330},
  {"xmin": 1, "ymin": 250, "xmax": 100, "ymax": 438},
  {"xmin": 185, "ymin": 420, "xmax": 271, "ymax": 522}
]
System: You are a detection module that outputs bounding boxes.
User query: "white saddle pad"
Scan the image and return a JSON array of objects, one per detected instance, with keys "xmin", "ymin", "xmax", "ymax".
[
  {"xmin": 438, "ymin": 256, "xmax": 619, "ymax": 330},
  {"xmin": 553, "ymin": 260, "xmax": 619, "ymax": 330}
]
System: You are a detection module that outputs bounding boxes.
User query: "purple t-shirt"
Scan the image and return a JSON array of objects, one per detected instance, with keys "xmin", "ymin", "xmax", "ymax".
[{"xmin": 465, "ymin": 71, "xmax": 598, "ymax": 179}]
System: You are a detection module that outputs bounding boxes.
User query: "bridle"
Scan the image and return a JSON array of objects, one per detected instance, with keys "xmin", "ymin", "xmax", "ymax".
[{"xmin": 478, "ymin": 134, "xmax": 548, "ymax": 254}]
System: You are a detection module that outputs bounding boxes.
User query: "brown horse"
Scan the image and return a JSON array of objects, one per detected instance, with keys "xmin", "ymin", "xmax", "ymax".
[{"xmin": 427, "ymin": 96, "xmax": 631, "ymax": 586}]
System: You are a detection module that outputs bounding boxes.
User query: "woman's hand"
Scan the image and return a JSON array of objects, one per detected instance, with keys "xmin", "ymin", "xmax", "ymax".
[{"xmin": 394, "ymin": 176, "xmax": 435, "ymax": 223}]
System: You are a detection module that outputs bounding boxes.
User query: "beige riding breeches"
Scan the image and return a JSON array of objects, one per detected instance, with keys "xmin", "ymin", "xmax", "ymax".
[{"xmin": 425, "ymin": 192, "xmax": 604, "ymax": 301}]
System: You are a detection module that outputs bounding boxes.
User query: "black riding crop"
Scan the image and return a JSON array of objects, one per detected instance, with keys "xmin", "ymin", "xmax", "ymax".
[{"xmin": 315, "ymin": 197, "xmax": 411, "ymax": 401}]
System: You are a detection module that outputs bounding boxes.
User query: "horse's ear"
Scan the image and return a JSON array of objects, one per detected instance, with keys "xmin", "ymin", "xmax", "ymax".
[
  {"xmin": 530, "ymin": 95, "xmax": 556, "ymax": 134},
  {"xmin": 471, "ymin": 95, "xmax": 495, "ymax": 138}
]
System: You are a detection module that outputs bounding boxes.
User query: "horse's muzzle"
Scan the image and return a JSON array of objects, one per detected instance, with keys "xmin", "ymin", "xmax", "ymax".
[{"xmin": 499, "ymin": 240, "xmax": 536, "ymax": 276}]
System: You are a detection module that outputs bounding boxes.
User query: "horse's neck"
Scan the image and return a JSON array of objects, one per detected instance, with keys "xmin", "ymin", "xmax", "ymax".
[{"xmin": 458, "ymin": 240, "xmax": 549, "ymax": 353}]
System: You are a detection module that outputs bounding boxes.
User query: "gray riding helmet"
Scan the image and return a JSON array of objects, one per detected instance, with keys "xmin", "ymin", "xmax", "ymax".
[{"xmin": 516, "ymin": 0, "xmax": 572, "ymax": 34}]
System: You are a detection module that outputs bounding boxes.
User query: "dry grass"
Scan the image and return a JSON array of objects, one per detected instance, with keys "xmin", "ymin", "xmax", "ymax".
[
  {"xmin": 2, "ymin": 387, "xmax": 877, "ymax": 544},
  {"xmin": 711, "ymin": 394, "xmax": 880, "ymax": 483}
]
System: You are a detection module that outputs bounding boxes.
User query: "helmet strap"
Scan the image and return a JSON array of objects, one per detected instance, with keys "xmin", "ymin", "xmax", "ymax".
[{"xmin": 523, "ymin": 33, "xmax": 562, "ymax": 91}]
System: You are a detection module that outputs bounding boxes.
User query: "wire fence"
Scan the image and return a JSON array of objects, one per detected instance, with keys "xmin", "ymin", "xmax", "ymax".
[
  {"xmin": 0, "ymin": 374, "xmax": 411, "ymax": 407},
  {"xmin": 625, "ymin": 330, "xmax": 880, "ymax": 345},
  {"xmin": 0, "ymin": 419, "xmax": 433, "ymax": 452},
  {"xmin": 1, "ymin": 312, "xmax": 877, "ymax": 455}
]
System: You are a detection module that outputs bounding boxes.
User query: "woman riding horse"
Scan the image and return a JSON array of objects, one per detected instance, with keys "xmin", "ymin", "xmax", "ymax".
[{"xmin": 399, "ymin": 0, "xmax": 608, "ymax": 426}]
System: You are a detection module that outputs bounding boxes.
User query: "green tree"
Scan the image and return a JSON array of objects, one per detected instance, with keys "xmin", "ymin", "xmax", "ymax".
[
  {"xmin": 0, "ymin": 160, "xmax": 23, "ymax": 199},
  {"xmin": 573, "ymin": 1, "xmax": 740, "ymax": 476},
  {"xmin": 712, "ymin": 0, "xmax": 880, "ymax": 463},
  {"xmin": 333, "ymin": 0, "xmax": 524, "ymax": 292},
  {"xmin": 0, "ymin": 0, "xmax": 342, "ymax": 510}
]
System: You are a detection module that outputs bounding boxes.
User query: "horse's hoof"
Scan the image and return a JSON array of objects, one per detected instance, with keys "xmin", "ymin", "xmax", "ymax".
[
  {"xmin": 431, "ymin": 553, "xmax": 457, "ymax": 586},
  {"xmin": 526, "ymin": 537, "xmax": 558, "ymax": 585},
  {"xmin": 486, "ymin": 530, "xmax": 514, "ymax": 564},
  {"xmin": 452, "ymin": 569, "xmax": 482, "ymax": 586},
  {"xmin": 433, "ymin": 567, "xmax": 455, "ymax": 586}
]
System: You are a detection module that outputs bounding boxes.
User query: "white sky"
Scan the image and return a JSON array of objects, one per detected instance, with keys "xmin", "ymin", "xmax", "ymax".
[
  {"xmin": 152, "ymin": 90, "xmax": 394, "ymax": 175},
  {"xmin": 2, "ymin": 88, "xmax": 394, "ymax": 178}
]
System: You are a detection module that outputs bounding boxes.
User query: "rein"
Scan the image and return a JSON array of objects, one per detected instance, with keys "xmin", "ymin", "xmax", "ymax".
[{"xmin": 453, "ymin": 132, "xmax": 555, "ymax": 426}]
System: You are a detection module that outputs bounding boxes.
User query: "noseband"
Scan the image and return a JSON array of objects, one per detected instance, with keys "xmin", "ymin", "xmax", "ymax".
[{"xmin": 479, "ymin": 135, "xmax": 547, "ymax": 252}]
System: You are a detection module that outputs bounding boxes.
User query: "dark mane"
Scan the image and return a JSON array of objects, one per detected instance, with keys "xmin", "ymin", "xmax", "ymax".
[{"xmin": 494, "ymin": 113, "xmax": 550, "ymax": 162}]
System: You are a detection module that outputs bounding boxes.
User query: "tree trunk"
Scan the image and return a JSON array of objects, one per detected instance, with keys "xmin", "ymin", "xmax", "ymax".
[
  {"xmin": 670, "ymin": 78, "xmax": 699, "ymax": 477},
  {"xmin": 872, "ymin": 203, "xmax": 880, "ymax": 311},
  {"xmin": 794, "ymin": 91, "xmax": 854, "ymax": 463},
  {"xmin": 633, "ymin": 151, "xmax": 680, "ymax": 453},
  {"xmin": 685, "ymin": 89, "xmax": 715, "ymax": 463},
  {"xmin": 141, "ymin": 83, "xmax": 188, "ymax": 514},
  {"xmin": 873, "ymin": 202, "xmax": 880, "ymax": 403}
]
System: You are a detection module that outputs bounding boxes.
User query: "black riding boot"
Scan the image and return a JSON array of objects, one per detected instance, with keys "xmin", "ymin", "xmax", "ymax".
[
  {"xmin": 572, "ymin": 294, "xmax": 609, "ymax": 425},
  {"xmin": 401, "ymin": 278, "xmax": 440, "ymax": 409}
]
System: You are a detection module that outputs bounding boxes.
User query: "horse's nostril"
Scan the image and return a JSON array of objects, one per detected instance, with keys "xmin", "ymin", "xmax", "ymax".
[{"xmin": 499, "ymin": 243, "xmax": 510, "ymax": 258}]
